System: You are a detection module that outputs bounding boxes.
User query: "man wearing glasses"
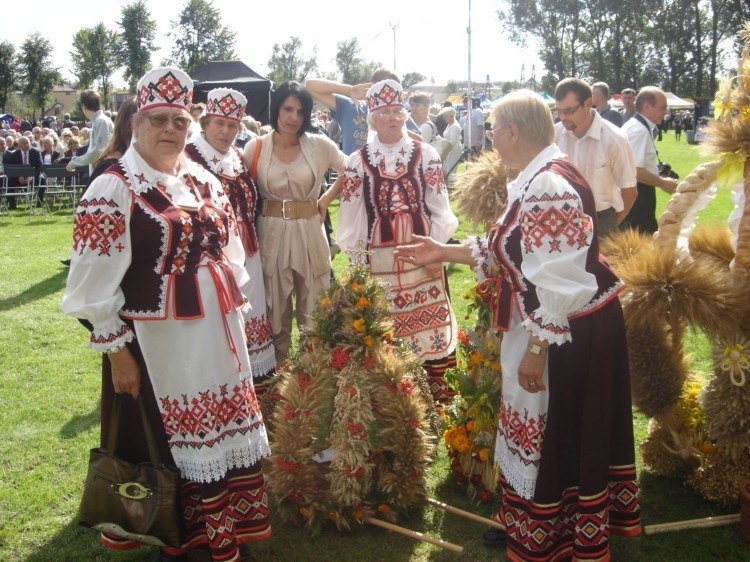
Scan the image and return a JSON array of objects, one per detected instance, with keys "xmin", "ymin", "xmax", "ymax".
[{"xmin": 553, "ymin": 78, "xmax": 637, "ymax": 239}]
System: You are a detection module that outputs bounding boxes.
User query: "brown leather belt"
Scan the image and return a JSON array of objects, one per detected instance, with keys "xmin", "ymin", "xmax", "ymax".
[{"xmin": 260, "ymin": 199, "xmax": 318, "ymax": 220}]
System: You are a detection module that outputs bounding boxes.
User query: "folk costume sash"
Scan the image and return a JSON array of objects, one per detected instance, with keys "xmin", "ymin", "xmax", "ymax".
[{"xmin": 360, "ymin": 140, "xmax": 455, "ymax": 361}]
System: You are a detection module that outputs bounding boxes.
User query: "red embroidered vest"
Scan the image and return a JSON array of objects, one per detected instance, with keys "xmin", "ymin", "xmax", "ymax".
[
  {"xmin": 184, "ymin": 143, "xmax": 259, "ymax": 257},
  {"xmin": 488, "ymin": 158, "xmax": 621, "ymax": 332},
  {"xmin": 107, "ymin": 163, "xmax": 236, "ymax": 320},
  {"xmin": 359, "ymin": 141, "xmax": 431, "ymax": 243}
]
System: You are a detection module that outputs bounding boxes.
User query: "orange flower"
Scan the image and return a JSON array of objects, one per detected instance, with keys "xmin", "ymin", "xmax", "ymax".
[
  {"xmin": 466, "ymin": 420, "xmax": 475, "ymax": 432},
  {"xmin": 364, "ymin": 335, "xmax": 373, "ymax": 348},
  {"xmin": 468, "ymin": 351, "xmax": 483, "ymax": 368},
  {"xmin": 377, "ymin": 504, "xmax": 391, "ymax": 515},
  {"xmin": 350, "ymin": 282, "xmax": 364, "ymax": 293},
  {"xmin": 320, "ymin": 297, "xmax": 332, "ymax": 309},
  {"xmin": 356, "ymin": 296, "xmax": 369, "ymax": 310},
  {"xmin": 353, "ymin": 506, "xmax": 364, "ymax": 521},
  {"xmin": 478, "ymin": 448, "xmax": 490, "ymax": 462},
  {"xmin": 353, "ymin": 318, "xmax": 365, "ymax": 333},
  {"xmin": 299, "ymin": 506, "xmax": 311, "ymax": 518},
  {"xmin": 699, "ymin": 442, "xmax": 717, "ymax": 455}
]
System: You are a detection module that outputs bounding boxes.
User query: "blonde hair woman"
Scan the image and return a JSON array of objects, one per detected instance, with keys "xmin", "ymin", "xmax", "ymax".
[{"xmin": 395, "ymin": 89, "xmax": 642, "ymax": 560}]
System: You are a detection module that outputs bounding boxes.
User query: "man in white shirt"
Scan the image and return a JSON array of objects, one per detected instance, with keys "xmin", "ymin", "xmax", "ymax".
[
  {"xmin": 554, "ymin": 78, "xmax": 637, "ymax": 239},
  {"xmin": 619, "ymin": 86, "xmax": 678, "ymax": 234},
  {"xmin": 66, "ymin": 90, "xmax": 113, "ymax": 176},
  {"xmin": 408, "ymin": 91, "xmax": 437, "ymax": 142}
]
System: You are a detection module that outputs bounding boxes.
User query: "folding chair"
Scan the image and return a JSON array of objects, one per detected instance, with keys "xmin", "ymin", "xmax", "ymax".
[
  {"xmin": 0, "ymin": 175, "xmax": 8, "ymax": 216},
  {"xmin": 43, "ymin": 164, "xmax": 77, "ymax": 209},
  {"xmin": 2, "ymin": 165, "xmax": 37, "ymax": 217}
]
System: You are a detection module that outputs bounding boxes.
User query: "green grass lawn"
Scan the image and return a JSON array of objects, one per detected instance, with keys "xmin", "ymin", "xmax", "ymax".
[{"xmin": 1, "ymin": 137, "xmax": 748, "ymax": 561}]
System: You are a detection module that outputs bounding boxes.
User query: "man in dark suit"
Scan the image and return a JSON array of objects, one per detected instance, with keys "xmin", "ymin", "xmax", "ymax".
[{"xmin": 7, "ymin": 136, "xmax": 43, "ymax": 208}]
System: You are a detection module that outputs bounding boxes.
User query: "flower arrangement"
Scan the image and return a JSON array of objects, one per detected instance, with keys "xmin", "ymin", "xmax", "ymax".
[
  {"xmin": 442, "ymin": 284, "xmax": 502, "ymax": 503},
  {"xmin": 266, "ymin": 264, "xmax": 437, "ymax": 532}
]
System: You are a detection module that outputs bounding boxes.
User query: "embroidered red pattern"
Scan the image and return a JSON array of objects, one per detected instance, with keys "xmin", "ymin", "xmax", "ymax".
[
  {"xmin": 90, "ymin": 323, "xmax": 131, "ymax": 346},
  {"xmin": 521, "ymin": 193, "xmax": 591, "ymax": 253},
  {"xmin": 171, "ymin": 211, "xmax": 193, "ymax": 274},
  {"xmin": 499, "ymin": 402, "xmax": 546, "ymax": 463},
  {"xmin": 160, "ymin": 379, "xmax": 262, "ymax": 450},
  {"xmin": 342, "ymin": 168, "xmax": 362, "ymax": 202},
  {"xmin": 73, "ymin": 198, "xmax": 126, "ymax": 257},
  {"xmin": 244, "ymin": 314, "xmax": 273, "ymax": 347},
  {"xmin": 422, "ymin": 161, "xmax": 446, "ymax": 193}
]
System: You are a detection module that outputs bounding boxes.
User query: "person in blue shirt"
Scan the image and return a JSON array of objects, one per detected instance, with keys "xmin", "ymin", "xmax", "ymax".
[{"xmin": 305, "ymin": 69, "xmax": 422, "ymax": 156}]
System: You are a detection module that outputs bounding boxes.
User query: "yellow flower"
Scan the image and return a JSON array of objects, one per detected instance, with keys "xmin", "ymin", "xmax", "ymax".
[
  {"xmin": 364, "ymin": 335, "xmax": 373, "ymax": 348},
  {"xmin": 353, "ymin": 318, "xmax": 365, "ymax": 333},
  {"xmin": 320, "ymin": 297, "xmax": 332, "ymax": 309},
  {"xmin": 356, "ymin": 296, "xmax": 369, "ymax": 310}
]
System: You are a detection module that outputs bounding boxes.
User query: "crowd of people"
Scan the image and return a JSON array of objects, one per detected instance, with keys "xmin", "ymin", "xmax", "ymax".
[
  {"xmin": 1, "ymin": 102, "xmax": 105, "ymax": 208},
  {"xmin": 49, "ymin": 60, "xmax": 692, "ymax": 561}
]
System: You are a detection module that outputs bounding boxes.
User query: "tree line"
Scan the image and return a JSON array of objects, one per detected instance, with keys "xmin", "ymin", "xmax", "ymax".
[{"xmin": 499, "ymin": 0, "xmax": 750, "ymax": 97}]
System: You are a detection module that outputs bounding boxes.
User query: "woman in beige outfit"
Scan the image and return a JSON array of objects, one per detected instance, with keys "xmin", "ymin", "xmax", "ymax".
[{"xmin": 244, "ymin": 82, "xmax": 346, "ymax": 363}]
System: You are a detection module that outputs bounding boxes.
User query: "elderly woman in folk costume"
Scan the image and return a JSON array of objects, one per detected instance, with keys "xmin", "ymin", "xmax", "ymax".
[
  {"xmin": 395, "ymin": 90, "xmax": 641, "ymax": 560},
  {"xmin": 335, "ymin": 79, "xmax": 459, "ymax": 403},
  {"xmin": 184, "ymin": 88, "xmax": 276, "ymax": 395},
  {"xmin": 61, "ymin": 67, "xmax": 271, "ymax": 562}
]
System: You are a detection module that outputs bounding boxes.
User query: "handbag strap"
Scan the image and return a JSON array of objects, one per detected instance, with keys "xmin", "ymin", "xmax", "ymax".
[
  {"xmin": 249, "ymin": 138, "xmax": 262, "ymax": 182},
  {"xmin": 106, "ymin": 394, "xmax": 164, "ymax": 466}
]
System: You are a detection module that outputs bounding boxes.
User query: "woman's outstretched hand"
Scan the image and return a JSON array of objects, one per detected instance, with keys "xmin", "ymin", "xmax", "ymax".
[{"xmin": 394, "ymin": 234, "xmax": 445, "ymax": 267}]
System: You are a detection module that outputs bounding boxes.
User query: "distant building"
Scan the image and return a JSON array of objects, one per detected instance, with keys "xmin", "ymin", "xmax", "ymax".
[{"xmin": 43, "ymin": 86, "xmax": 78, "ymax": 117}]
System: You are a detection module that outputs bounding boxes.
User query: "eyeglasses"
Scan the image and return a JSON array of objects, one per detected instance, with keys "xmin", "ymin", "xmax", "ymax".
[
  {"xmin": 485, "ymin": 122, "xmax": 509, "ymax": 141},
  {"xmin": 556, "ymin": 103, "xmax": 583, "ymax": 116},
  {"xmin": 146, "ymin": 113, "xmax": 191, "ymax": 131},
  {"xmin": 374, "ymin": 109, "xmax": 406, "ymax": 119}
]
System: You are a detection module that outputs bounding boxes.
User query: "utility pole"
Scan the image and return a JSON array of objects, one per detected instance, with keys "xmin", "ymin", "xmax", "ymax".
[
  {"xmin": 466, "ymin": 0, "xmax": 472, "ymax": 157},
  {"xmin": 389, "ymin": 21, "xmax": 399, "ymax": 72}
]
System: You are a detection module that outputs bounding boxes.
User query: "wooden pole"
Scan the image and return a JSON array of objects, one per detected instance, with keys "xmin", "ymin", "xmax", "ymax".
[
  {"xmin": 363, "ymin": 516, "xmax": 464, "ymax": 553},
  {"xmin": 643, "ymin": 513, "xmax": 740, "ymax": 535},
  {"xmin": 426, "ymin": 497, "xmax": 505, "ymax": 530}
]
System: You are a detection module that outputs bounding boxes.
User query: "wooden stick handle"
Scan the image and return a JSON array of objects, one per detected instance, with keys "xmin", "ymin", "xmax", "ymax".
[
  {"xmin": 426, "ymin": 497, "xmax": 505, "ymax": 530},
  {"xmin": 363, "ymin": 516, "xmax": 464, "ymax": 553},
  {"xmin": 643, "ymin": 513, "xmax": 740, "ymax": 535}
]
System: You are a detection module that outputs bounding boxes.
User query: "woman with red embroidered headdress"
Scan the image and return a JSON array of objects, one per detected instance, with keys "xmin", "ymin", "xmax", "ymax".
[
  {"xmin": 395, "ymin": 89, "xmax": 641, "ymax": 561},
  {"xmin": 335, "ymin": 79, "xmax": 459, "ymax": 404},
  {"xmin": 61, "ymin": 67, "xmax": 271, "ymax": 562},
  {"xmin": 184, "ymin": 88, "xmax": 276, "ymax": 396}
]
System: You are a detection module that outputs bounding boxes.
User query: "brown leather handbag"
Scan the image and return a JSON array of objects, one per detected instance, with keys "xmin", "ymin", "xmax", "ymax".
[{"xmin": 77, "ymin": 395, "xmax": 184, "ymax": 547}]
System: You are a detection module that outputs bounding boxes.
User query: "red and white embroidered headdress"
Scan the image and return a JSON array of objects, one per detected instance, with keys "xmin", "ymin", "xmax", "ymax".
[
  {"xmin": 136, "ymin": 67, "xmax": 193, "ymax": 113},
  {"xmin": 205, "ymin": 88, "xmax": 247, "ymax": 122},
  {"xmin": 367, "ymin": 79, "xmax": 403, "ymax": 112}
]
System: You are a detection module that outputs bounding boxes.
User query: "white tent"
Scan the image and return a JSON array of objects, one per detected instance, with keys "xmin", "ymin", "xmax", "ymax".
[{"xmin": 665, "ymin": 92, "xmax": 693, "ymax": 110}]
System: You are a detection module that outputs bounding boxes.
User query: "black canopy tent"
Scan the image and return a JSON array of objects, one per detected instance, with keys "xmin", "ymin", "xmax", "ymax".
[{"xmin": 191, "ymin": 61, "xmax": 272, "ymax": 124}]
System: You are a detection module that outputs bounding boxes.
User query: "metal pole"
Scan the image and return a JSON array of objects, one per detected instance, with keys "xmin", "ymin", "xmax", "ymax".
[
  {"xmin": 390, "ymin": 21, "xmax": 399, "ymax": 72},
  {"xmin": 466, "ymin": 0, "xmax": 472, "ymax": 156}
]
